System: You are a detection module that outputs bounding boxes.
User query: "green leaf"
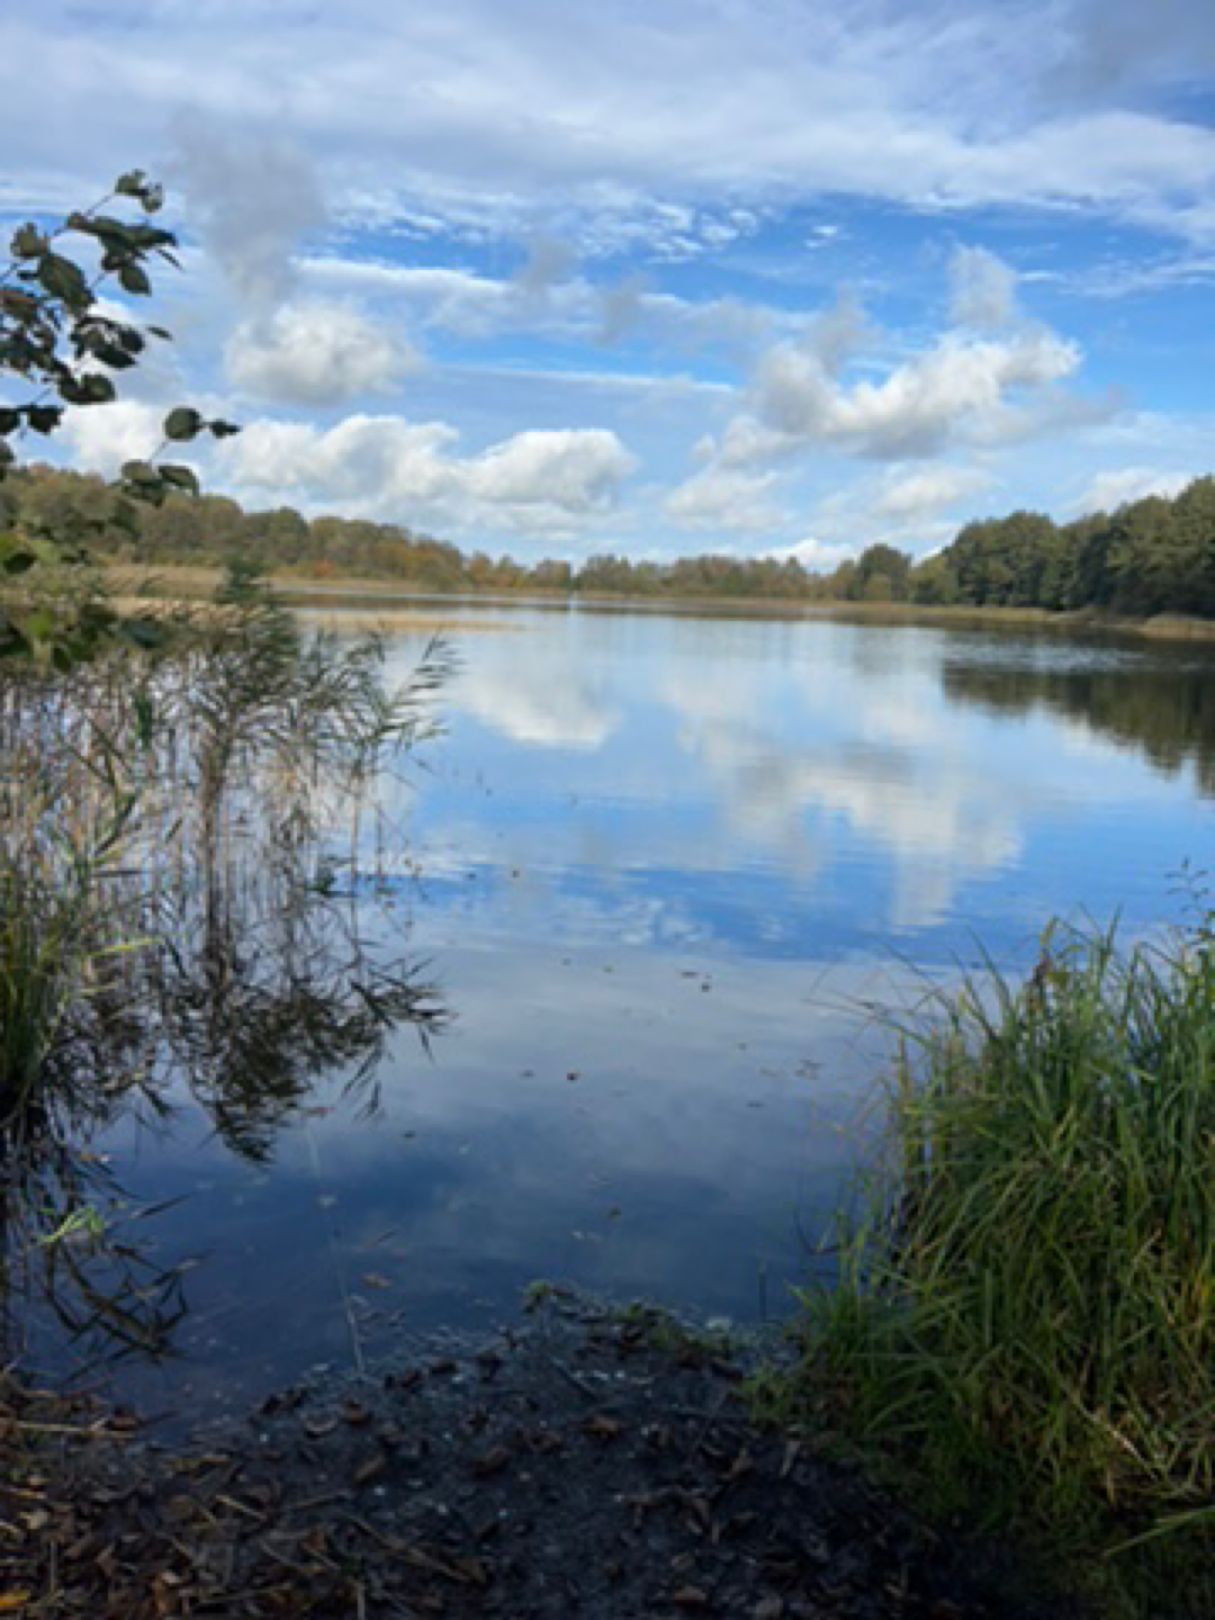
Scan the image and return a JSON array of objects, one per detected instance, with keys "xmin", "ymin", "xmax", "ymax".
[
  {"xmin": 114, "ymin": 169, "xmax": 149, "ymax": 197},
  {"xmin": 24, "ymin": 405, "xmax": 62, "ymax": 434},
  {"xmin": 0, "ymin": 288, "xmax": 40, "ymax": 319},
  {"xmin": 118, "ymin": 262, "xmax": 151, "ymax": 296},
  {"xmin": 60, "ymin": 372, "xmax": 117, "ymax": 406},
  {"xmin": 207, "ymin": 419, "xmax": 241, "ymax": 439},
  {"xmin": 163, "ymin": 406, "xmax": 204, "ymax": 442},
  {"xmin": 11, "ymin": 223, "xmax": 47, "ymax": 260},
  {"xmin": 73, "ymin": 316, "xmax": 146, "ymax": 363},
  {"xmin": 120, "ymin": 461, "xmax": 167, "ymax": 506},
  {"xmin": 159, "ymin": 463, "xmax": 200, "ymax": 495},
  {"xmin": 0, "ymin": 409, "xmax": 19, "ymax": 434},
  {"xmin": 121, "ymin": 223, "xmax": 176, "ymax": 252},
  {"xmin": 90, "ymin": 343, "xmax": 138, "ymax": 369},
  {"xmin": 37, "ymin": 251, "xmax": 91, "ymax": 311}
]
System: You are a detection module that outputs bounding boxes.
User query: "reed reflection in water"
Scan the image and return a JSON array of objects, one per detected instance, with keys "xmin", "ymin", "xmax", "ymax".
[{"xmin": 0, "ymin": 589, "xmax": 448, "ymax": 1376}]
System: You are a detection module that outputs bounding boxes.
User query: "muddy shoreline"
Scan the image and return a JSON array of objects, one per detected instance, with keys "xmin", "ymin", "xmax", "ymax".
[{"xmin": 3, "ymin": 1297, "xmax": 1070, "ymax": 1618}]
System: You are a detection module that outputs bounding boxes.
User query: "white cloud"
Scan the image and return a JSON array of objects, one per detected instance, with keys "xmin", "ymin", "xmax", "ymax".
[
  {"xmin": 712, "ymin": 416, "xmax": 796, "ymax": 470},
  {"xmin": 8, "ymin": 2, "xmax": 1215, "ymax": 246},
  {"xmin": 218, "ymin": 412, "xmax": 636, "ymax": 537},
  {"xmin": 57, "ymin": 400, "xmax": 169, "ymax": 475},
  {"xmin": 749, "ymin": 327, "xmax": 1080, "ymax": 461},
  {"xmin": 462, "ymin": 429, "xmax": 636, "ymax": 512},
  {"xmin": 1079, "ymin": 465, "xmax": 1193, "ymax": 511},
  {"xmin": 664, "ymin": 466, "xmax": 783, "ymax": 533},
  {"xmin": 226, "ymin": 301, "xmax": 419, "ymax": 405},
  {"xmin": 171, "ymin": 117, "xmax": 325, "ymax": 309},
  {"xmin": 950, "ymin": 246, "xmax": 1018, "ymax": 330},
  {"xmin": 686, "ymin": 256, "xmax": 1092, "ymax": 475},
  {"xmin": 301, "ymin": 253, "xmax": 783, "ymax": 361},
  {"xmin": 766, "ymin": 537, "xmax": 855, "ymax": 573},
  {"xmin": 875, "ymin": 465, "xmax": 993, "ymax": 519}
]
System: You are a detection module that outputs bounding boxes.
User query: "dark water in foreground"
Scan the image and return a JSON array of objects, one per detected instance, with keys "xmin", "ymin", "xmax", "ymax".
[{"xmin": 34, "ymin": 607, "xmax": 1215, "ymax": 1414}]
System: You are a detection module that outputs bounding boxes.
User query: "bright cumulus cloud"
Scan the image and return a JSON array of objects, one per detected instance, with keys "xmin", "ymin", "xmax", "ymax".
[
  {"xmin": 875, "ymin": 467, "xmax": 994, "ymax": 520},
  {"xmin": 1078, "ymin": 466, "xmax": 1195, "ymax": 512},
  {"xmin": 6, "ymin": 0, "xmax": 1212, "ymax": 560},
  {"xmin": 226, "ymin": 301, "xmax": 419, "ymax": 405},
  {"xmin": 219, "ymin": 416, "xmax": 636, "ymax": 536},
  {"xmin": 665, "ymin": 467, "xmax": 784, "ymax": 533},
  {"xmin": 742, "ymin": 324, "xmax": 1081, "ymax": 461}
]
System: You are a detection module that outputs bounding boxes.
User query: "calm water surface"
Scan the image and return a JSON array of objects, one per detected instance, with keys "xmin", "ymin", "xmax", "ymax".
[{"xmin": 49, "ymin": 607, "xmax": 1215, "ymax": 1412}]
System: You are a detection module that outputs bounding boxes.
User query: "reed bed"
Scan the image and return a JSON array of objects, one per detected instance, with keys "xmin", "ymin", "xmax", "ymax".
[
  {"xmin": 771, "ymin": 920, "xmax": 1215, "ymax": 1613},
  {"xmin": 0, "ymin": 579, "xmax": 448, "ymax": 1359}
]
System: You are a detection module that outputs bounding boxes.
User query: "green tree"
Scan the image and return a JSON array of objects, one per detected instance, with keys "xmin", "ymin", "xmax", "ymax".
[
  {"xmin": 0, "ymin": 173, "xmax": 238, "ymax": 661},
  {"xmin": 910, "ymin": 553, "xmax": 960, "ymax": 605},
  {"xmin": 853, "ymin": 542, "xmax": 912, "ymax": 602}
]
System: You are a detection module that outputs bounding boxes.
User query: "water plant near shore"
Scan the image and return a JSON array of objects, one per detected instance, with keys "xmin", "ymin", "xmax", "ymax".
[
  {"xmin": 0, "ymin": 573, "xmax": 449, "ymax": 1361},
  {"xmin": 766, "ymin": 918, "xmax": 1215, "ymax": 1615}
]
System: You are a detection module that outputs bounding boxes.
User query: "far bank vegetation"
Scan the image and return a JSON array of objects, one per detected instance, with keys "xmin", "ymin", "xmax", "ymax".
[{"xmin": 7, "ymin": 463, "xmax": 1215, "ymax": 621}]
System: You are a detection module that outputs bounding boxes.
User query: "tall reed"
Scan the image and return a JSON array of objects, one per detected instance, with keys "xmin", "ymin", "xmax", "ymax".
[
  {"xmin": 0, "ymin": 578, "xmax": 446, "ymax": 1113},
  {"xmin": 0, "ymin": 578, "xmax": 448, "ymax": 1358},
  {"xmin": 782, "ymin": 920, "xmax": 1215, "ymax": 1613}
]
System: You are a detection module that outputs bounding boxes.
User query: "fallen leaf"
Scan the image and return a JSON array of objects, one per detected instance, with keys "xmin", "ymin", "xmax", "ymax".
[
  {"xmin": 672, "ymin": 1587, "xmax": 710, "ymax": 1610},
  {"xmin": 682, "ymin": 1494, "xmax": 712, "ymax": 1531},
  {"xmin": 523, "ymin": 1427, "xmax": 564, "ymax": 1455},
  {"xmin": 0, "ymin": 1595, "xmax": 32, "ymax": 1612},
  {"xmin": 353, "ymin": 1452, "xmax": 388, "ymax": 1487},
  {"xmin": 403, "ymin": 1545, "xmax": 479, "ymax": 1585},
  {"xmin": 472, "ymin": 1445, "xmax": 511, "ymax": 1479},
  {"xmin": 387, "ymin": 1368, "xmax": 423, "ymax": 1392}
]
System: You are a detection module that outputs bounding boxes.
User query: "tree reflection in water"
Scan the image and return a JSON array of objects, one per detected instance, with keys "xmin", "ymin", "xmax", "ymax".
[{"xmin": 942, "ymin": 643, "xmax": 1215, "ymax": 796}]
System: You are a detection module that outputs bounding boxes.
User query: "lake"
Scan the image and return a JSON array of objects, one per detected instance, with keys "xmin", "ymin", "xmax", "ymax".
[{"xmin": 34, "ymin": 605, "xmax": 1215, "ymax": 1415}]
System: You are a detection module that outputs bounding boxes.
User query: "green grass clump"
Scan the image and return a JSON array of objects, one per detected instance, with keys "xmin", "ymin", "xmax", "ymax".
[{"xmin": 780, "ymin": 920, "xmax": 1215, "ymax": 1615}]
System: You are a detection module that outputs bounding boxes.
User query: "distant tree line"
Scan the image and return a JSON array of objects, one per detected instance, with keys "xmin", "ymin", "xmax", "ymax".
[{"xmin": 5, "ymin": 463, "xmax": 1215, "ymax": 618}]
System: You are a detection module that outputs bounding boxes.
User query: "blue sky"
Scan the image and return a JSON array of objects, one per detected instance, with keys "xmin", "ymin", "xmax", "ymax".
[{"xmin": 4, "ymin": 0, "xmax": 1215, "ymax": 565}]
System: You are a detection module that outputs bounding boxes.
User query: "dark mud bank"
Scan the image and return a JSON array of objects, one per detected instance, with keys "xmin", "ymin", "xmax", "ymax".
[{"xmin": 4, "ymin": 1299, "xmax": 1071, "ymax": 1619}]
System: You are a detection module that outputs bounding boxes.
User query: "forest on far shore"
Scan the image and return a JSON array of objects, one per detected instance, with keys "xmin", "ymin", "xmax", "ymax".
[{"xmin": 8, "ymin": 463, "xmax": 1215, "ymax": 619}]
